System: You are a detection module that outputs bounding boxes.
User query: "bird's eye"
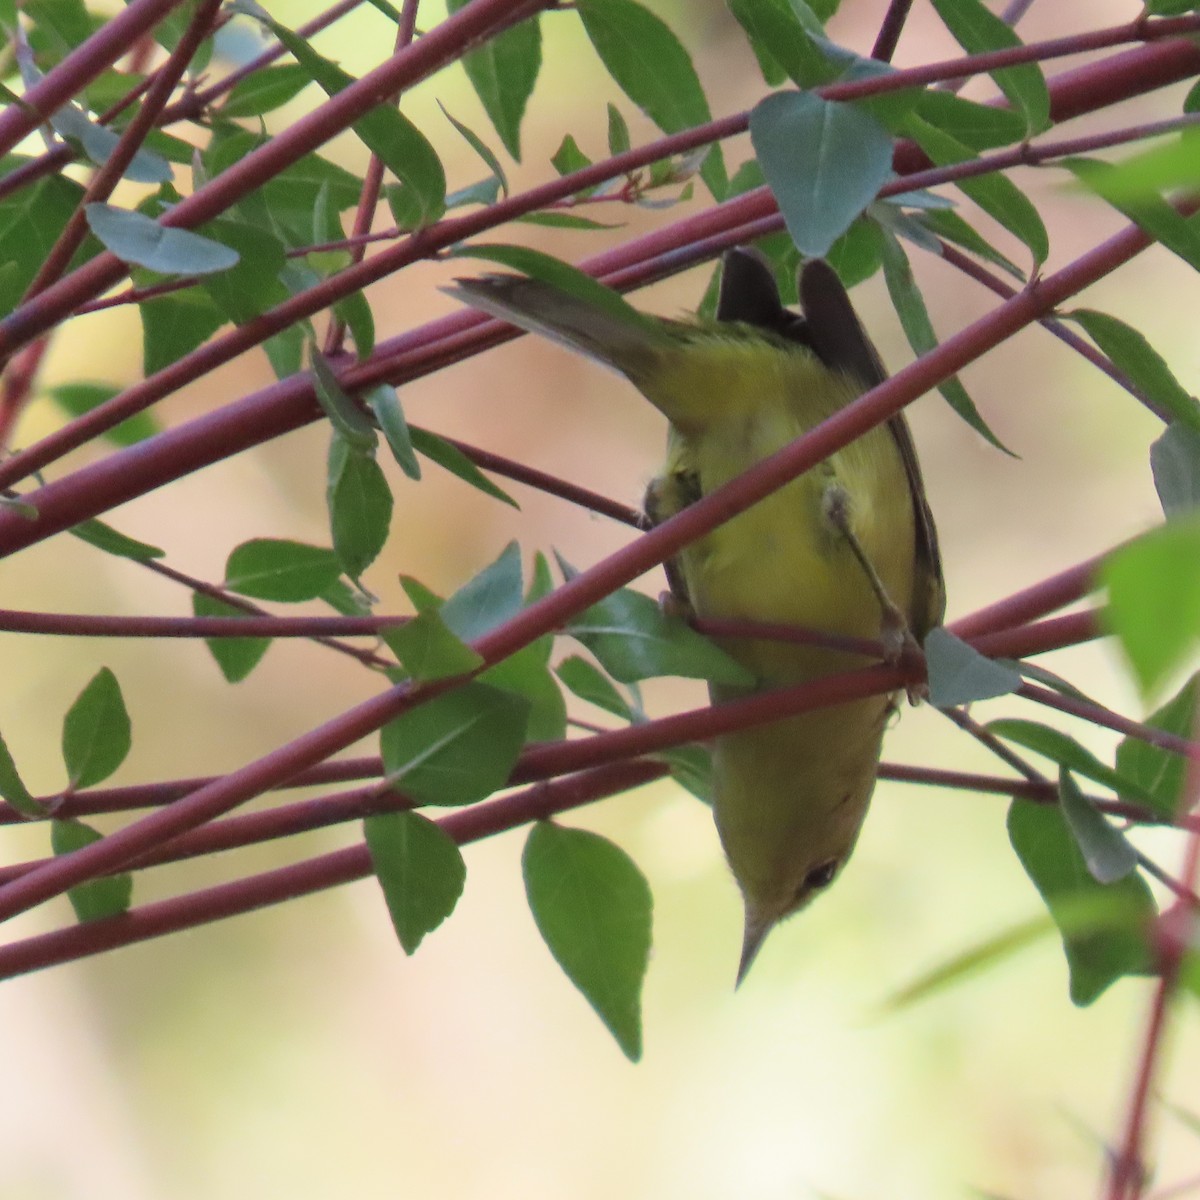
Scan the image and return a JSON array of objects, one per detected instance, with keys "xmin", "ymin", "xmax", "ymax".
[{"xmin": 803, "ymin": 859, "xmax": 839, "ymax": 891}]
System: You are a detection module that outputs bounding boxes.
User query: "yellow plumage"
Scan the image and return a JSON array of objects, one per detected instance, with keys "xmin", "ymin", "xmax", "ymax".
[{"xmin": 448, "ymin": 249, "xmax": 943, "ymax": 983}]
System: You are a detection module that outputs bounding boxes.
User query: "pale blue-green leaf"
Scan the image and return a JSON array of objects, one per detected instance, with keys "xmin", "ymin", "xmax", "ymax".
[
  {"xmin": 86, "ymin": 203, "xmax": 238, "ymax": 275},
  {"xmin": 750, "ymin": 90, "xmax": 892, "ymax": 257},
  {"xmin": 925, "ymin": 627, "xmax": 1022, "ymax": 708},
  {"xmin": 1058, "ymin": 769, "xmax": 1139, "ymax": 885},
  {"xmin": 1152, "ymin": 423, "xmax": 1200, "ymax": 518}
]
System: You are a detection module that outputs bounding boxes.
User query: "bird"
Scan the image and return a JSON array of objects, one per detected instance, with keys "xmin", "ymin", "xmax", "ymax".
[{"xmin": 447, "ymin": 247, "xmax": 944, "ymax": 983}]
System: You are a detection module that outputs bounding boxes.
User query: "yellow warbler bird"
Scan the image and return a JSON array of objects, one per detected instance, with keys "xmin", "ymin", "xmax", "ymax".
[{"xmin": 448, "ymin": 249, "xmax": 944, "ymax": 983}]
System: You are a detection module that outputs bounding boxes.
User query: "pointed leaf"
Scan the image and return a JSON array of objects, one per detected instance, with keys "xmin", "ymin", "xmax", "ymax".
[
  {"xmin": 1103, "ymin": 517, "xmax": 1200, "ymax": 695},
  {"xmin": 565, "ymin": 579, "xmax": 753, "ymax": 687},
  {"xmin": 380, "ymin": 683, "xmax": 529, "ymax": 806},
  {"xmin": 327, "ymin": 437, "xmax": 393, "ymax": 580},
  {"xmin": 193, "ymin": 593, "xmax": 271, "ymax": 683},
  {"xmin": 880, "ymin": 232, "xmax": 1014, "ymax": 453},
  {"xmin": 523, "ymin": 821, "xmax": 651, "ymax": 1061},
  {"xmin": 62, "ymin": 668, "xmax": 130, "ymax": 789},
  {"xmin": 224, "ymin": 539, "xmax": 341, "ymax": 602},
  {"xmin": 409, "ymin": 426, "xmax": 518, "ymax": 507},
  {"xmin": 1071, "ymin": 309, "xmax": 1200, "ymax": 436},
  {"xmin": 366, "ymin": 810, "xmax": 466, "ymax": 954},
  {"xmin": 1115, "ymin": 673, "xmax": 1198, "ymax": 818},
  {"xmin": 382, "ymin": 610, "xmax": 484, "ymax": 681},
  {"xmin": 925, "ymin": 627, "xmax": 1022, "ymax": 708},
  {"xmin": 0, "ymin": 730, "xmax": 41, "ymax": 817},
  {"xmin": 1152, "ymin": 423, "xmax": 1200, "ymax": 518},
  {"xmin": 1007, "ymin": 798, "xmax": 1155, "ymax": 1005},
  {"xmin": 446, "ymin": 1, "xmax": 541, "ymax": 161},
  {"xmin": 751, "ymin": 89, "xmax": 892, "ymax": 257},
  {"xmin": 50, "ymin": 820, "xmax": 133, "ymax": 922},
  {"xmin": 86, "ymin": 203, "xmax": 239, "ymax": 275},
  {"xmin": 1058, "ymin": 769, "xmax": 1138, "ymax": 884},
  {"xmin": 576, "ymin": 0, "xmax": 726, "ymax": 199}
]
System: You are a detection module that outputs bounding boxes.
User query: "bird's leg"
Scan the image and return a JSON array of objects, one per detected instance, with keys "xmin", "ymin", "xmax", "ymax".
[{"xmin": 822, "ymin": 483, "xmax": 919, "ymax": 668}]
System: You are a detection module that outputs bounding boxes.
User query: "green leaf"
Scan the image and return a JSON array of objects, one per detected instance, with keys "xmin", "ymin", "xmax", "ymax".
[
  {"xmin": 606, "ymin": 103, "xmax": 631, "ymax": 155},
  {"xmin": 383, "ymin": 610, "xmax": 484, "ymax": 681},
  {"xmin": 556, "ymin": 655, "xmax": 635, "ymax": 721},
  {"xmin": 658, "ymin": 743, "xmax": 712, "ymax": 803},
  {"xmin": 825, "ymin": 217, "xmax": 885, "ymax": 289},
  {"xmin": 1057, "ymin": 769, "xmax": 1138, "ymax": 885},
  {"xmin": 0, "ymin": 730, "xmax": 41, "ymax": 817},
  {"xmin": 224, "ymin": 538, "xmax": 341, "ymax": 602},
  {"xmin": 523, "ymin": 821, "xmax": 651, "ymax": 1061},
  {"xmin": 1069, "ymin": 127, "xmax": 1200, "ymax": 202},
  {"xmin": 750, "ymin": 90, "xmax": 893, "ymax": 257},
  {"xmin": 50, "ymin": 819, "xmax": 134, "ymax": 922},
  {"xmin": 930, "ymin": 0, "xmax": 1050, "ymax": 134},
  {"xmin": 86, "ymin": 203, "xmax": 239, "ymax": 275},
  {"xmin": 446, "ymin": 0, "xmax": 541, "ymax": 161},
  {"xmin": 409, "ymin": 426, "xmax": 518, "ymax": 507},
  {"xmin": 1065, "ymin": 157, "xmax": 1200, "ymax": 275},
  {"xmin": 310, "ymin": 350, "xmax": 377, "ymax": 452},
  {"xmin": 1115, "ymin": 673, "xmax": 1197, "ymax": 818},
  {"xmin": 326, "ymin": 437, "xmax": 393, "ymax": 581},
  {"xmin": 367, "ymin": 385, "xmax": 420, "ymax": 479},
  {"xmin": 925, "ymin": 627, "xmax": 1022, "ymax": 708},
  {"xmin": 551, "ymin": 133, "xmax": 592, "ymax": 177},
  {"xmin": 261, "ymin": 17, "xmax": 446, "ymax": 228},
  {"xmin": 576, "ymin": 0, "xmax": 727, "ymax": 200},
  {"xmin": 199, "ymin": 218, "xmax": 288, "ymax": 325},
  {"xmin": 480, "ymin": 640, "xmax": 567, "ymax": 743},
  {"xmin": 50, "ymin": 103, "xmax": 171, "ymax": 183},
  {"xmin": 365, "ymin": 810, "xmax": 466, "ymax": 954},
  {"xmin": 380, "ymin": 682, "xmax": 529, "ymax": 806},
  {"xmin": 1007, "ymin": 799, "xmax": 1155, "ymax": 1005},
  {"xmin": 439, "ymin": 103, "xmax": 508, "ymax": 197},
  {"xmin": 563, "ymin": 572, "xmax": 754, "ymax": 687},
  {"xmin": 69, "ymin": 519, "xmax": 164, "ymax": 561},
  {"xmin": 986, "ymin": 718, "xmax": 1153, "ymax": 804},
  {"xmin": 441, "ymin": 541, "xmax": 524, "ymax": 642},
  {"xmin": 0, "ymin": 172, "xmax": 90, "ymax": 317},
  {"xmin": 913, "ymin": 90, "xmax": 1028, "ymax": 152},
  {"xmin": 48, "ymin": 382, "xmax": 159, "ymax": 447},
  {"xmin": 903, "ymin": 116, "xmax": 1049, "ymax": 265},
  {"xmin": 916, "ymin": 207, "xmax": 1023, "ymax": 279},
  {"xmin": 333, "ymin": 288, "xmax": 376, "ymax": 360},
  {"xmin": 220, "ymin": 63, "xmax": 313, "ymax": 118},
  {"xmin": 1103, "ymin": 517, "xmax": 1200, "ymax": 696},
  {"xmin": 879, "ymin": 232, "xmax": 1014, "ymax": 453},
  {"xmin": 728, "ymin": 0, "xmax": 831, "ymax": 89},
  {"xmin": 139, "ymin": 286, "xmax": 226, "ymax": 376},
  {"xmin": 880, "ymin": 913, "xmax": 1056, "ymax": 1012},
  {"xmin": 1070, "ymin": 309, "xmax": 1200, "ymax": 436},
  {"xmin": 193, "ymin": 592, "xmax": 271, "ymax": 683},
  {"xmin": 61, "ymin": 668, "xmax": 131, "ymax": 789},
  {"xmin": 1151, "ymin": 423, "xmax": 1200, "ymax": 518}
]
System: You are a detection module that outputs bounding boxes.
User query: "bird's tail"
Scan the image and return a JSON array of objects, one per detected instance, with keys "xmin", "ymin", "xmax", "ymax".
[{"xmin": 444, "ymin": 274, "xmax": 672, "ymax": 383}]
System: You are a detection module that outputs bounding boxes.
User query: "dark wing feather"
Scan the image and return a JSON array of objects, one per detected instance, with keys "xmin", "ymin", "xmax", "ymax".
[{"xmin": 798, "ymin": 258, "xmax": 945, "ymax": 639}]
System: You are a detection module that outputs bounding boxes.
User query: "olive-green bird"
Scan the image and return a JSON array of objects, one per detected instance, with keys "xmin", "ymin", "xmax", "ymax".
[{"xmin": 447, "ymin": 249, "xmax": 944, "ymax": 984}]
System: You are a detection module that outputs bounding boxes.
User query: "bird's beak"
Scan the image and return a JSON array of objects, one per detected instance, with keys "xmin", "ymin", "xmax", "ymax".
[{"xmin": 735, "ymin": 907, "xmax": 774, "ymax": 988}]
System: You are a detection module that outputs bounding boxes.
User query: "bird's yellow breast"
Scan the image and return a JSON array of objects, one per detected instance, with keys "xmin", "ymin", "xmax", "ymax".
[{"xmin": 642, "ymin": 336, "xmax": 917, "ymax": 688}]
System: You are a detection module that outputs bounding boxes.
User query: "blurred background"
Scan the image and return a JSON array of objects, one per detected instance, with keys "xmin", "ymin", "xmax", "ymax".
[{"xmin": 4, "ymin": 0, "xmax": 1200, "ymax": 1196}]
